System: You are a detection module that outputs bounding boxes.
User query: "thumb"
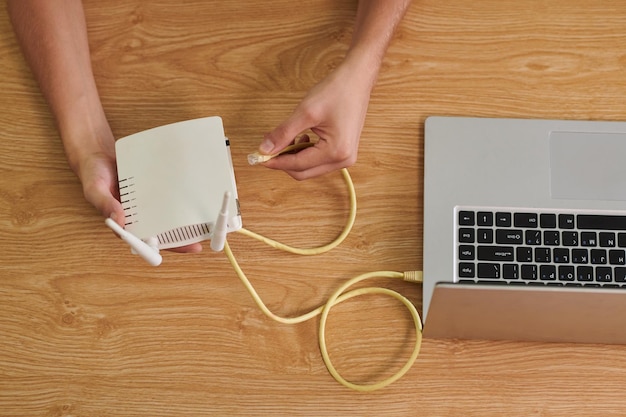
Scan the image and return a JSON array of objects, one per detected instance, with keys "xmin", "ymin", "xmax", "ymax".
[
  {"xmin": 106, "ymin": 201, "xmax": 126, "ymax": 228},
  {"xmin": 260, "ymin": 108, "xmax": 313, "ymax": 155},
  {"xmin": 84, "ymin": 181, "xmax": 125, "ymax": 227}
]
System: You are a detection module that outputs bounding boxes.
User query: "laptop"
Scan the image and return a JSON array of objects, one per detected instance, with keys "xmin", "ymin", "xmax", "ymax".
[{"xmin": 422, "ymin": 116, "xmax": 626, "ymax": 344}]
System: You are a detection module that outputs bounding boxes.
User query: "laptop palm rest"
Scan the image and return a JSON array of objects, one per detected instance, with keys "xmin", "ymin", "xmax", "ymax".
[{"xmin": 424, "ymin": 283, "xmax": 626, "ymax": 344}]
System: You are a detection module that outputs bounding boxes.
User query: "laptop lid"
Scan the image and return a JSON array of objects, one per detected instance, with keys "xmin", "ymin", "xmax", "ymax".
[
  {"xmin": 424, "ymin": 283, "xmax": 626, "ymax": 344},
  {"xmin": 422, "ymin": 116, "xmax": 626, "ymax": 340}
]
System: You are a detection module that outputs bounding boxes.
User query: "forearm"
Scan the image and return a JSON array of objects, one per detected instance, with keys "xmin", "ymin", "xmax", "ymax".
[
  {"xmin": 7, "ymin": 0, "xmax": 114, "ymax": 173},
  {"xmin": 345, "ymin": 0, "xmax": 411, "ymax": 88}
]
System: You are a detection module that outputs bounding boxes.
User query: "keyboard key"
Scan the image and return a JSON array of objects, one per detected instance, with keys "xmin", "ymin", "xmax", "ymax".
[
  {"xmin": 543, "ymin": 231, "xmax": 560, "ymax": 246},
  {"xmin": 562, "ymin": 231, "xmax": 579, "ymax": 246},
  {"xmin": 525, "ymin": 230, "xmax": 542, "ymax": 245},
  {"xmin": 477, "ymin": 229, "xmax": 494, "ymax": 244},
  {"xmin": 615, "ymin": 267, "xmax": 626, "ymax": 282},
  {"xmin": 478, "ymin": 263, "xmax": 500, "ymax": 279},
  {"xmin": 558, "ymin": 265, "xmax": 575, "ymax": 281},
  {"xmin": 577, "ymin": 214, "xmax": 626, "ymax": 230},
  {"xmin": 459, "ymin": 228, "xmax": 475, "ymax": 243},
  {"xmin": 559, "ymin": 214, "xmax": 575, "ymax": 229},
  {"xmin": 553, "ymin": 248, "xmax": 570, "ymax": 263},
  {"xmin": 459, "ymin": 211, "xmax": 475, "ymax": 226},
  {"xmin": 619, "ymin": 233, "xmax": 626, "ymax": 247},
  {"xmin": 534, "ymin": 248, "xmax": 551, "ymax": 263},
  {"xmin": 609, "ymin": 249, "xmax": 626, "ymax": 265},
  {"xmin": 495, "ymin": 212, "xmax": 511, "ymax": 227},
  {"xmin": 477, "ymin": 212, "xmax": 493, "ymax": 226},
  {"xmin": 459, "ymin": 263, "xmax": 475, "ymax": 278},
  {"xmin": 521, "ymin": 265, "xmax": 537, "ymax": 280},
  {"xmin": 572, "ymin": 249, "xmax": 589, "ymax": 264},
  {"xmin": 517, "ymin": 247, "xmax": 533, "ymax": 262},
  {"xmin": 600, "ymin": 232, "xmax": 616, "ymax": 247},
  {"xmin": 503, "ymin": 264, "xmax": 519, "ymax": 279},
  {"xmin": 540, "ymin": 213, "xmax": 557, "ymax": 228},
  {"xmin": 477, "ymin": 280, "xmax": 508, "ymax": 285},
  {"xmin": 540, "ymin": 265, "xmax": 557, "ymax": 280},
  {"xmin": 515, "ymin": 213, "xmax": 538, "ymax": 228},
  {"xmin": 590, "ymin": 249, "xmax": 607, "ymax": 264},
  {"xmin": 477, "ymin": 246, "xmax": 514, "ymax": 261},
  {"xmin": 496, "ymin": 229, "xmax": 523, "ymax": 244},
  {"xmin": 596, "ymin": 267, "xmax": 613, "ymax": 282},
  {"xmin": 577, "ymin": 266, "xmax": 593, "ymax": 281},
  {"xmin": 580, "ymin": 231, "xmax": 597, "ymax": 246},
  {"xmin": 458, "ymin": 245, "xmax": 475, "ymax": 260}
]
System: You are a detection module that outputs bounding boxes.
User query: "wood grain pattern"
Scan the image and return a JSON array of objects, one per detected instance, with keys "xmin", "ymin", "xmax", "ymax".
[{"xmin": 2, "ymin": 0, "xmax": 626, "ymax": 415}]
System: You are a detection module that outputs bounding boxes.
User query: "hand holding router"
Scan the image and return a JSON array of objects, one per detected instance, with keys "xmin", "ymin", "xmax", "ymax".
[{"xmin": 105, "ymin": 189, "xmax": 233, "ymax": 266}]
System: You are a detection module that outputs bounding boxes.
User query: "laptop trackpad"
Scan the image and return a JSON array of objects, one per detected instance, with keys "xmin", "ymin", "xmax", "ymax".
[{"xmin": 550, "ymin": 131, "xmax": 626, "ymax": 201}]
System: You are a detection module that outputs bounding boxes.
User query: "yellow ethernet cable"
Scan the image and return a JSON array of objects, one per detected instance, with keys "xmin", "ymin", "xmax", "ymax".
[{"xmin": 222, "ymin": 146, "xmax": 424, "ymax": 391}]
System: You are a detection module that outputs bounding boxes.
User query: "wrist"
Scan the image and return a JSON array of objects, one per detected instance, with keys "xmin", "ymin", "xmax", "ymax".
[
  {"xmin": 59, "ymin": 107, "xmax": 115, "ymax": 181},
  {"xmin": 339, "ymin": 47, "xmax": 382, "ymax": 93}
]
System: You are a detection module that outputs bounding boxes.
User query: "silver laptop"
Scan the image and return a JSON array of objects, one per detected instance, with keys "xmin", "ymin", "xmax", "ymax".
[{"xmin": 423, "ymin": 116, "xmax": 626, "ymax": 344}]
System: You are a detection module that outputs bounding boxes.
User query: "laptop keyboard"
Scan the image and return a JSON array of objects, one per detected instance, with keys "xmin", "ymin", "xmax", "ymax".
[{"xmin": 456, "ymin": 207, "xmax": 626, "ymax": 288}]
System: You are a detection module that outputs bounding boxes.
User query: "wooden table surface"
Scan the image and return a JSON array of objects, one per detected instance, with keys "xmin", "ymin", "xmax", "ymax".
[{"xmin": 2, "ymin": 1, "xmax": 626, "ymax": 415}]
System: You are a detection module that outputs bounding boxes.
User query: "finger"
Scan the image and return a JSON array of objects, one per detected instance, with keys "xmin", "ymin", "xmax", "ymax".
[
  {"xmin": 263, "ymin": 139, "xmax": 355, "ymax": 174},
  {"xmin": 168, "ymin": 243, "xmax": 203, "ymax": 253},
  {"xmin": 265, "ymin": 154, "xmax": 351, "ymax": 180},
  {"xmin": 285, "ymin": 159, "xmax": 349, "ymax": 180},
  {"xmin": 260, "ymin": 108, "xmax": 314, "ymax": 155}
]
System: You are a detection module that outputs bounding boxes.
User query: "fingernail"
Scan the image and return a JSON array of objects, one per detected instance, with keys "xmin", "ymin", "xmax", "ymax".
[{"xmin": 259, "ymin": 138, "xmax": 274, "ymax": 154}]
